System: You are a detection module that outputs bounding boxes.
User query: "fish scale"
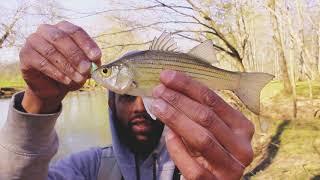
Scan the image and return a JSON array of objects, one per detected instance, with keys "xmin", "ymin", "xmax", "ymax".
[
  {"xmin": 127, "ymin": 51, "xmax": 239, "ymax": 90},
  {"xmin": 91, "ymin": 32, "xmax": 274, "ymax": 172},
  {"xmin": 132, "ymin": 52, "xmax": 236, "ymax": 79},
  {"xmin": 92, "ymin": 33, "xmax": 274, "ymax": 115}
]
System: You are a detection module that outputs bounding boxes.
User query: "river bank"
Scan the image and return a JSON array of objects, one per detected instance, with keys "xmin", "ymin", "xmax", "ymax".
[
  {"xmin": 0, "ymin": 87, "xmax": 24, "ymax": 99},
  {"xmin": 0, "ymin": 85, "xmax": 97, "ymax": 99},
  {"xmin": 245, "ymin": 81, "xmax": 320, "ymax": 179},
  {"xmin": 0, "ymin": 90, "xmax": 111, "ymax": 162}
]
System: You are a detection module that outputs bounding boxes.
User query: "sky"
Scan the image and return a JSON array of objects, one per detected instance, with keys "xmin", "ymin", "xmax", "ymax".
[
  {"xmin": 0, "ymin": 0, "xmax": 185, "ymax": 63},
  {"xmin": 0, "ymin": 0, "xmax": 195, "ymax": 63},
  {"xmin": 0, "ymin": 0, "xmax": 277, "ymax": 64},
  {"xmin": 0, "ymin": 0, "xmax": 110, "ymax": 34},
  {"xmin": 1, "ymin": 0, "xmax": 263, "ymax": 64},
  {"xmin": 56, "ymin": 0, "xmax": 112, "ymax": 34},
  {"xmin": 0, "ymin": 0, "xmax": 114, "ymax": 63}
]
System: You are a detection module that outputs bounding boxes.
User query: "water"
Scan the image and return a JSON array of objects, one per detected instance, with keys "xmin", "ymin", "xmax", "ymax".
[
  {"xmin": 0, "ymin": 91, "xmax": 112, "ymax": 161},
  {"xmin": 0, "ymin": 98, "xmax": 10, "ymax": 128}
]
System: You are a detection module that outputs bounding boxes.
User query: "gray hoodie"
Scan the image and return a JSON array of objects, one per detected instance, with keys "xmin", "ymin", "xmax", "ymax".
[{"xmin": 0, "ymin": 92, "xmax": 177, "ymax": 180}]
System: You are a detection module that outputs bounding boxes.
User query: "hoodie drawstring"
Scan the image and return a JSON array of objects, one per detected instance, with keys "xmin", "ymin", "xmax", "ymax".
[
  {"xmin": 135, "ymin": 154, "xmax": 141, "ymax": 180},
  {"xmin": 152, "ymin": 153, "xmax": 157, "ymax": 180},
  {"xmin": 134, "ymin": 153, "xmax": 158, "ymax": 180}
]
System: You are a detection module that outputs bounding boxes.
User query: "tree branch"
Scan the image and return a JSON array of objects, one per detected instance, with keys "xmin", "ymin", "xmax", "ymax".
[
  {"xmin": 94, "ymin": 21, "xmax": 200, "ymax": 38},
  {"xmin": 0, "ymin": 7, "xmax": 24, "ymax": 48},
  {"xmin": 184, "ymin": 0, "xmax": 243, "ymax": 63}
]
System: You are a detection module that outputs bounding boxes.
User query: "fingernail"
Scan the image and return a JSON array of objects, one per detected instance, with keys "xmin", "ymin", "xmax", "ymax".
[
  {"xmin": 161, "ymin": 70, "xmax": 176, "ymax": 82},
  {"xmin": 165, "ymin": 129, "xmax": 175, "ymax": 141},
  {"xmin": 89, "ymin": 47, "xmax": 101, "ymax": 60},
  {"xmin": 78, "ymin": 60, "xmax": 91, "ymax": 74},
  {"xmin": 152, "ymin": 99, "xmax": 167, "ymax": 114},
  {"xmin": 152, "ymin": 84, "xmax": 165, "ymax": 98},
  {"xmin": 64, "ymin": 76, "xmax": 72, "ymax": 85},
  {"xmin": 73, "ymin": 72, "xmax": 84, "ymax": 83}
]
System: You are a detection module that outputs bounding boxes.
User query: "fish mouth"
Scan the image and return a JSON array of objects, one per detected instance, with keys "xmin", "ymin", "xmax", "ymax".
[
  {"xmin": 90, "ymin": 68, "xmax": 100, "ymax": 81},
  {"xmin": 90, "ymin": 62, "xmax": 99, "ymax": 74}
]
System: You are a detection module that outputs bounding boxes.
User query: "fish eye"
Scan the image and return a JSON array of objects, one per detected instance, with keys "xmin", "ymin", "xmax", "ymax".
[{"xmin": 100, "ymin": 67, "xmax": 111, "ymax": 77}]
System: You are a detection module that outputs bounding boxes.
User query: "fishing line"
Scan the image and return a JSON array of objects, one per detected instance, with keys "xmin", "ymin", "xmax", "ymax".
[
  {"xmin": 184, "ymin": 123, "xmax": 255, "ymax": 176},
  {"xmin": 169, "ymin": 103, "xmax": 255, "ymax": 176},
  {"xmin": 193, "ymin": 123, "xmax": 247, "ymax": 169}
]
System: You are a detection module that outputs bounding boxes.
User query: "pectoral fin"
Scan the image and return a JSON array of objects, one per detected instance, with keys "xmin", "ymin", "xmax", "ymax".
[{"xmin": 142, "ymin": 96, "xmax": 157, "ymax": 120}]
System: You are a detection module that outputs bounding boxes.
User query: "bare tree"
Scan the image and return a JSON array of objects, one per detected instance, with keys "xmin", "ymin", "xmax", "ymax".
[
  {"xmin": 0, "ymin": 0, "xmax": 64, "ymax": 49},
  {"xmin": 0, "ymin": 4, "xmax": 28, "ymax": 48},
  {"xmin": 267, "ymin": 0, "xmax": 293, "ymax": 94},
  {"xmin": 96, "ymin": 0, "xmax": 250, "ymax": 71}
]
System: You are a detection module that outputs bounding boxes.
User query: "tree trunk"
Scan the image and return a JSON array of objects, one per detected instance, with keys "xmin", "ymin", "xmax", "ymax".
[
  {"xmin": 288, "ymin": 41, "xmax": 297, "ymax": 119},
  {"xmin": 318, "ymin": 22, "xmax": 320, "ymax": 74},
  {"xmin": 288, "ymin": 0, "xmax": 320, "ymax": 80},
  {"xmin": 279, "ymin": 49, "xmax": 293, "ymax": 94},
  {"xmin": 268, "ymin": 0, "xmax": 293, "ymax": 94}
]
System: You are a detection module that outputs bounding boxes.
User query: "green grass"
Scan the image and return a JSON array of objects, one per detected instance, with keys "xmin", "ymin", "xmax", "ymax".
[
  {"xmin": 261, "ymin": 80, "xmax": 320, "ymax": 103},
  {"xmin": 0, "ymin": 78, "xmax": 95, "ymax": 89},
  {"xmin": 251, "ymin": 119, "xmax": 320, "ymax": 179},
  {"xmin": 295, "ymin": 81, "xmax": 320, "ymax": 99},
  {"xmin": 0, "ymin": 78, "xmax": 26, "ymax": 88},
  {"xmin": 0, "ymin": 80, "xmax": 26, "ymax": 88},
  {"xmin": 249, "ymin": 80, "xmax": 320, "ymax": 179},
  {"xmin": 261, "ymin": 80, "xmax": 284, "ymax": 102}
]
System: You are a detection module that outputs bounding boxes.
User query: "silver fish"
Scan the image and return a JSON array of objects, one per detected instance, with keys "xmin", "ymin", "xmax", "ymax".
[{"xmin": 92, "ymin": 32, "xmax": 274, "ymax": 118}]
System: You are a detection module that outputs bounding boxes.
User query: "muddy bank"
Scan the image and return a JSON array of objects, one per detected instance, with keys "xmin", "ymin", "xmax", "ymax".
[
  {"xmin": 0, "ymin": 87, "xmax": 24, "ymax": 99},
  {"xmin": 0, "ymin": 86, "xmax": 97, "ymax": 99}
]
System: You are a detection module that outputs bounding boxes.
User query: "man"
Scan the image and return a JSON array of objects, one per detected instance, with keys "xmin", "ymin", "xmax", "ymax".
[{"xmin": 0, "ymin": 21, "xmax": 254, "ymax": 180}]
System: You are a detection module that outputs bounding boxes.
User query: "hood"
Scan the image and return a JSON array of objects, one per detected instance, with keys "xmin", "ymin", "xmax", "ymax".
[{"xmin": 108, "ymin": 109, "xmax": 176, "ymax": 180}]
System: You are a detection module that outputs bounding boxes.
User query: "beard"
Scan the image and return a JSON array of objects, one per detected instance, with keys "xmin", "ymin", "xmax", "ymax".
[{"xmin": 114, "ymin": 111, "xmax": 164, "ymax": 155}]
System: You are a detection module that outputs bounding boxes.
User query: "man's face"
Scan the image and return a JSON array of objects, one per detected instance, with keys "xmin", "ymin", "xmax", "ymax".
[{"xmin": 112, "ymin": 94, "xmax": 164, "ymax": 153}]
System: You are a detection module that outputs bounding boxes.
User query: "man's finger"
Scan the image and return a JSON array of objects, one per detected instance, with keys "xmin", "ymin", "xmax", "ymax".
[
  {"xmin": 152, "ymin": 84, "xmax": 253, "ymax": 165},
  {"xmin": 159, "ymin": 70, "xmax": 254, "ymax": 136},
  {"xmin": 26, "ymin": 33, "xmax": 85, "ymax": 84},
  {"xmin": 152, "ymin": 98, "xmax": 244, "ymax": 172},
  {"xmin": 55, "ymin": 21, "xmax": 101, "ymax": 65},
  {"xmin": 36, "ymin": 24, "xmax": 91, "ymax": 75},
  {"xmin": 165, "ymin": 129, "xmax": 216, "ymax": 180},
  {"xmin": 20, "ymin": 44, "xmax": 71, "ymax": 85}
]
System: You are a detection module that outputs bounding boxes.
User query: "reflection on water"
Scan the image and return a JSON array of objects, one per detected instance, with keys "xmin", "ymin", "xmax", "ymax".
[
  {"xmin": 54, "ymin": 90, "xmax": 111, "ymax": 161},
  {"xmin": 0, "ymin": 91, "xmax": 112, "ymax": 162},
  {"xmin": 0, "ymin": 98, "xmax": 10, "ymax": 128}
]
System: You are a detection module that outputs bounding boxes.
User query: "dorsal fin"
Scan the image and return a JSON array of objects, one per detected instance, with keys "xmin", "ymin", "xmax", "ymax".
[
  {"xmin": 188, "ymin": 40, "xmax": 218, "ymax": 64},
  {"xmin": 149, "ymin": 32, "xmax": 178, "ymax": 52}
]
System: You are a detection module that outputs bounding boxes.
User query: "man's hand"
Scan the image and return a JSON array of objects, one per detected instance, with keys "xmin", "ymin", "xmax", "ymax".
[
  {"xmin": 20, "ymin": 21, "xmax": 101, "ymax": 113},
  {"xmin": 151, "ymin": 70, "xmax": 254, "ymax": 180}
]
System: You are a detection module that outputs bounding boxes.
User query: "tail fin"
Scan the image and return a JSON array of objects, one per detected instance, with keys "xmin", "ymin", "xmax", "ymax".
[{"xmin": 234, "ymin": 72, "xmax": 274, "ymax": 114}]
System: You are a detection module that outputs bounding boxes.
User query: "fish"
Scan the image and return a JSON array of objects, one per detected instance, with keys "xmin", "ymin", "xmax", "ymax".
[{"xmin": 92, "ymin": 32, "xmax": 274, "ymax": 119}]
